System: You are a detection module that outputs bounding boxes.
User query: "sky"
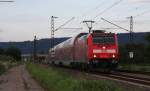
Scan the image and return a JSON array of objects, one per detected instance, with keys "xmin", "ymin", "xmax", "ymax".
[{"xmin": 0, "ymin": 0, "xmax": 150, "ymax": 42}]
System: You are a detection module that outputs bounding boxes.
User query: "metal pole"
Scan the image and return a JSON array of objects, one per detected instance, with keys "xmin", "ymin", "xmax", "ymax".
[
  {"xmin": 129, "ymin": 16, "xmax": 134, "ymax": 60},
  {"xmin": 33, "ymin": 35, "xmax": 37, "ymax": 62},
  {"xmin": 130, "ymin": 16, "xmax": 133, "ymax": 44},
  {"xmin": 51, "ymin": 16, "xmax": 58, "ymax": 58}
]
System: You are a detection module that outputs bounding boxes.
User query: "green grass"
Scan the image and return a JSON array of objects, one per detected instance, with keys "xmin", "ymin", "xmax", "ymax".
[
  {"xmin": 119, "ymin": 64, "xmax": 150, "ymax": 72},
  {"xmin": 26, "ymin": 63, "xmax": 124, "ymax": 91}
]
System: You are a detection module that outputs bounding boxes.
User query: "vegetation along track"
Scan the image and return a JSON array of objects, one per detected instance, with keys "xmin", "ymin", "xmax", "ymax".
[
  {"xmin": 91, "ymin": 70, "xmax": 150, "ymax": 88},
  {"xmin": 47, "ymin": 64, "xmax": 150, "ymax": 88}
]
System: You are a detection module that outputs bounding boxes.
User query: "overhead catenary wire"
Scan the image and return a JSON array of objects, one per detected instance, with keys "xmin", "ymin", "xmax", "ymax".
[
  {"xmin": 101, "ymin": 18, "xmax": 129, "ymax": 32},
  {"xmin": 134, "ymin": 9, "xmax": 150, "ymax": 17},
  {"xmin": 81, "ymin": 0, "xmax": 107, "ymax": 18},
  {"xmin": 78, "ymin": 0, "xmax": 150, "ymax": 34},
  {"xmin": 93, "ymin": 0, "xmax": 124, "ymax": 20},
  {"xmin": 55, "ymin": 17, "xmax": 75, "ymax": 31},
  {"xmin": 0, "ymin": 1, "xmax": 14, "ymax": 2},
  {"xmin": 74, "ymin": 0, "xmax": 108, "ymax": 26},
  {"xmin": 75, "ymin": 0, "xmax": 125, "ymax": 30},
  {"xmin": 100, "ymin": 27, "xmax": 120, "ymax": 30},
  {"xmin": 60, "ymin": 28, "xmax": 83, "ymax": 30}
]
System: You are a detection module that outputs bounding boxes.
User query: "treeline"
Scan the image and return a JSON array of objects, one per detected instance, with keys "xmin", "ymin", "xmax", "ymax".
[
  {"xmin": 0, "ymin": 47, "xmax": 21, "ymax": 61},
  {"xmin": 119, "ymin": 34, "xmax": 150, "ymax": 65},
  {"xmin": 0, "ymin": 47, "xmax": 21, "ymax": 75}
]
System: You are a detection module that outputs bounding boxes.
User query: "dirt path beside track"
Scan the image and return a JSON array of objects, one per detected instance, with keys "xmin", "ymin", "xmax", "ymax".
[{"xmin": 0, "ymin": 65, "xmax": 45, "ymax": 91}]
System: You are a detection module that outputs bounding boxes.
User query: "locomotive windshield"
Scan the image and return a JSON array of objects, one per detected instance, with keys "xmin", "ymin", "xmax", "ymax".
[{"xmin": 93, "ymin": 36, "xmax": 115, "ymax": 44}]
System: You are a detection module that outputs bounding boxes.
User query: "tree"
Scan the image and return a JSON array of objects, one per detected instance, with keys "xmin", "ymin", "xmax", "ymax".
[
  {"xmin": 0, "ymin": 48, "xmax": 4, "ymax": 55},
  {"xmin": 119, "ymin": 43, "xmax": 147, "ymax": 64},
  {"xmin": 145, "ymin": 34, "xmax": 150, "ymax": 61},
  {"xmin": 146, "ymin": 34, "xmax": 150, "ymax": 43},
  {"xmin": 5, "ymin": 47, "xmax": 21, "ymax": 61}
]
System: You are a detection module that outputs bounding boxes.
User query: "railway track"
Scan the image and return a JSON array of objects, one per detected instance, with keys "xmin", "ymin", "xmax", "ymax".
[
  {"xmin": 107, "ymin": 73, "xmax": 150, "ymax": 86},
  {"xmin": 91, "ymin": 70, "xmax": 150, "ymax": 88},
  {"xmin": 48, "ymin": 64, "xmax": 150, "ymax": 88},
  {"xmin": 61, "ymin": 66, "xmax": 150, "ymax": 87},
  {"xmin": 116, "ymin": 69, "xmax": 150, "ymax": 75}
]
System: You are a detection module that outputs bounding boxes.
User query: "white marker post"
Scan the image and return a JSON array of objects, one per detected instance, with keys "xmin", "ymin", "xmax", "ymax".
[{"xmin": 129, "ymin": 52, "xmax": 134, "ymax": 59}]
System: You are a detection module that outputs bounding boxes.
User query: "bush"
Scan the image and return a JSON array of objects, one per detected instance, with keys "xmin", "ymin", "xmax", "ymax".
[
  {"xmin": 5, "ymin": 47, "xmax": 21, "ymax": 61},
  {"xmin": 0, "ymin": 55, "xmax": 14, "ymax": 62},
  {"xmin": 0, "ymin": 63, "xmax": 6, "ymax": 75},
  {"xmin": 0, "ymin": 48, "xmax": 4, "ymax": 55},
  {"xmin": 0, "ymin": 55, "xmax": 18, "ymax": 75}
]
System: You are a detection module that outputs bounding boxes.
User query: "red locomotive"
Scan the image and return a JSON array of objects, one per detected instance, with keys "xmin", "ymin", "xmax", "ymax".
[{"xmin": 48, "ymin": 30, "xmax": 119, "ymax": 70}]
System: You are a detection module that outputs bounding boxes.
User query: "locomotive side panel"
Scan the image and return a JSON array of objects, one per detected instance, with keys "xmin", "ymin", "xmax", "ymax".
[
  {"xmin": 74, "ymin": 35, "xmax": 88, "ymax": 63},
  {"xmin": 51, "ymin": 33, "xmax": 88, "ymax": 65},
  {"xmin": 56, "ymin": 39, "xmax": 74, "ymax": 65}
]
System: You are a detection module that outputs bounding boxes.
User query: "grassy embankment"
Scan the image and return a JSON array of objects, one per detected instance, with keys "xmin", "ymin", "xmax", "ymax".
[
  {"xmin": 26, "ymin": 63, "xmax": 124, "ymax": 91},
  {"xmin": 0, "ymin": 55, "xmax": 18, "ymax": 75},
  {"xmin": 118, "ymin": 63, "xmax": 150, "ymax": 72}
]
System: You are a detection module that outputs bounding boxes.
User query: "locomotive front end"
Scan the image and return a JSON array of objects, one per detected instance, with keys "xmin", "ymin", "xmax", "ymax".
[{"xmin": 87, "ymin": 32, "xmax": 119, "ymax": 68}]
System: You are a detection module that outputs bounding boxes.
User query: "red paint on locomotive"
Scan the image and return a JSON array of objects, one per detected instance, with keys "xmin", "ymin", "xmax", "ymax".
[
  {"xmin": 49, "ymin": 32, "xmax": 119, "ymax": 68},
  {"xmin": 87, "ymin": 33, "xmax": 119, "ymax": 62}
]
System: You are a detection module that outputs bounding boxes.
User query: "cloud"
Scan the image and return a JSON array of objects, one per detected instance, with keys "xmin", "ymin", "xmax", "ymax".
[{"xmin": 129, "ymin": 0, "xmax": 150, "ymax": 3}]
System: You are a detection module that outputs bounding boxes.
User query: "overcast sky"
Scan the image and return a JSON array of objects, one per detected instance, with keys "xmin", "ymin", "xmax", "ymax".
[{"xmin": 0, "ymin": 0, "xmax": 150, "ymax": 42}]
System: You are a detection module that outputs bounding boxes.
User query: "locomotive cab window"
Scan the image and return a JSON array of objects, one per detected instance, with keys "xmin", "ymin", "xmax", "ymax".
[{"xmin": 93, "ymin": 36, "xmax": 115, "ymax": 44}]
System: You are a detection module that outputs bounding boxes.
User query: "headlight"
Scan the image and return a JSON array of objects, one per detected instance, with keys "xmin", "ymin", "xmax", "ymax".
[
  {"xmin": 94, "ymin": 54, "xmax": 97, "ymax": 58},
  {"xmin": 102, "ymin": 46, "xmax": 106, "ymax": 49},
  {"xmin": 112, "ymin": 54, "xmax": 115, "ymax": 58}
]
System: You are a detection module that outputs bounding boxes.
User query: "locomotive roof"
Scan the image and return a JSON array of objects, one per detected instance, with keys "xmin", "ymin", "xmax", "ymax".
[
  {"xmin": 51, "ymin": 33, "xmax": 88, "ymax": 50},
  {"xmin": 49, "ymin": 32, "xmax": 116, "ymax": 52},
  {"xmin": 92, "ymin": 32, "xmax": 114, "ymax": 36},
  {"xmin": 92, "ymin": 30, "xmax": 106, "ymax": 33}
]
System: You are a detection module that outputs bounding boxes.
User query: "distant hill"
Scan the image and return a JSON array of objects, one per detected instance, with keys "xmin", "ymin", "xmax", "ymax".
[
  {"xmin": 117, "ymin": 32, "xmax": 149, "ymax": 45},
  {"xmin": 0, "ymin": 32, "xmax": 149, "ymax": 54},
  {"xmin": 0, "ymin": 37, "xmax": 69, "ymax": 54}
]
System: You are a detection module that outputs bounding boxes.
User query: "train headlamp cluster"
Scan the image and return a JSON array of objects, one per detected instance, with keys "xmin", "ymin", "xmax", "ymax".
[
  {"xmin": 102, "ymin": 46, "xmax": 106, "ymax": 49},
  {"xmin": 94, "ymin": 54, "xmax": 97, "ymax": 58},
  {"xmin": 112, "ymin": 54, "xmax": 115, "ymax": 58},
  {"xmin": 93, "ymin": 54, "xmax": 116, "ymax": 58}
]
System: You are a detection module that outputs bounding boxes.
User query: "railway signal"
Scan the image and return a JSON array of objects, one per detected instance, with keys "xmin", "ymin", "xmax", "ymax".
[{"xmin": 129, "ymin": 52, "xmax": 134, "ymax": 59}]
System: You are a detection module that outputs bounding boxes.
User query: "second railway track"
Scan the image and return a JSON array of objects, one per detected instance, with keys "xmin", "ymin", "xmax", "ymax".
[
  {"xmin": 90, "ymin": 70, "xmax": 150, "ymax": 88},
  {"xmin": 49, "ymin": 64, "xmax": 150, "ymax": 88}
]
